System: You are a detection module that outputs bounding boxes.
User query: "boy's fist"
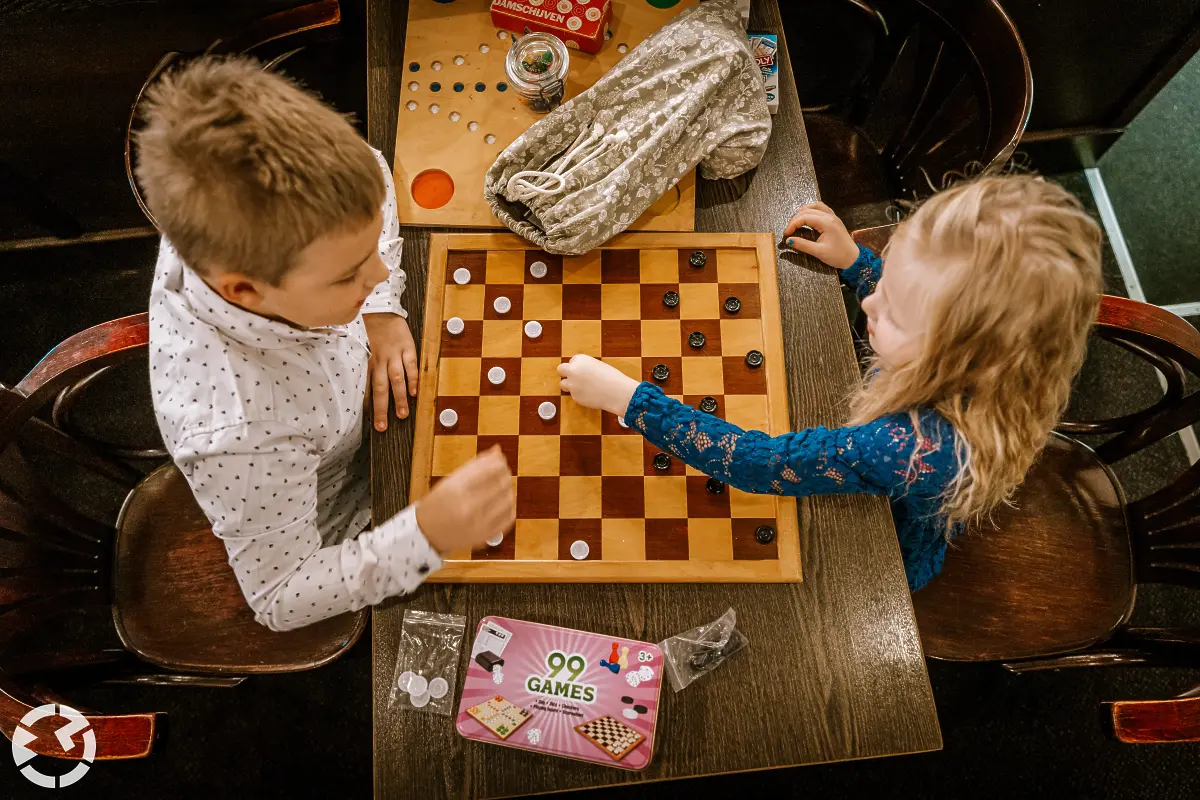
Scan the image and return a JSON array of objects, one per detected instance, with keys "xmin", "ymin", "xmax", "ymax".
[
  {"xmin": 783, "ymin": 201, "xmax": 861, "ymax": 270},
  {"xmin": 557, "ymin": 354, "xmax": 639, "ymax": 416},
  {"xmin": 416, "ymin": 446, "xmax": 514, "ymax": 555}
]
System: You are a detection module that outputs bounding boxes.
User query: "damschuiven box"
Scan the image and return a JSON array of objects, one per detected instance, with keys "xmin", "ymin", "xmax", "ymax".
[{"xmin": 491, "ymin": 0, "xmax": 613, "ymax": 54}]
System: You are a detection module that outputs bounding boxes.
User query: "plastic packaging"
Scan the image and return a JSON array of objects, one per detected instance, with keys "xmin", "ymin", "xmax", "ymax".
[
  {"xmin": 389, "ymin": 610, "xmax": 467, "ymax": 715},
  {"xmin": 658, "ymin": 607, "xmax": 749, "ymax": 692}
]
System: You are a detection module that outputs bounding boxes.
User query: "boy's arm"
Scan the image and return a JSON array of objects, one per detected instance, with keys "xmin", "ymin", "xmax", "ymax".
[
  {"xmin": 175, "ymin": 421, "xmax": 440, "ymax": 631},
  {"xmin": 361, "ymin": 147, "xmax": 407, "ymax": 319},
  {"xmin": 839, "ymin": 245, "xmax": 883, "ymax": 302},
  {"xmin": 627, "ymin": 382, "xmax": 950, "ymax": 498}
]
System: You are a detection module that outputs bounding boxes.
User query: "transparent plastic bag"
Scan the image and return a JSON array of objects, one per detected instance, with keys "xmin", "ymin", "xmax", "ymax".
[
  {"xmin": 389, "ymin": 610, "xmax": 466, "ymax": 715},
  {"xmin": 659, "ymin": 607, "xmax": 749, "ymax": 692}
]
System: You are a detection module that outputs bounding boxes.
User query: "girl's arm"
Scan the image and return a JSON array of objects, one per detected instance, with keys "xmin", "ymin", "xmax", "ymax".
[
  {"xmin": 627, "ymin": 382, "xmax": 951, "ymax": 498},
  {"xmin": 840, "ymin": 245, "xmax": 883, "ymax": 302}
]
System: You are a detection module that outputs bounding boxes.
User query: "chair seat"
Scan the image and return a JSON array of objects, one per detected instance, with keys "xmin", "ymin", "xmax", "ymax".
[
  {"xmin": 112, "ymin": 464, "xmax": 366, "ymax": 673},
  {"xmin": 803, "ymin": 112, "xmax": 895, "ymax": 230},
  {"xmin": 913, "ymin": 434, "xmax": 1134, "ymax": 661}
]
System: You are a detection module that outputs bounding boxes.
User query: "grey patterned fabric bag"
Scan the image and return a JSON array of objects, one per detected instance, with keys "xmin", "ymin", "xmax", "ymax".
[{"xmin": 484, "ymin": 0, "xmax": 772, "ymax": 255}]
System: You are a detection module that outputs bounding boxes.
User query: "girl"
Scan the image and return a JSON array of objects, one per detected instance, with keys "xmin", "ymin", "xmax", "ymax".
[{"xmin": 557, "ymin": 176, "xmax": 1103, "ymax": 590}]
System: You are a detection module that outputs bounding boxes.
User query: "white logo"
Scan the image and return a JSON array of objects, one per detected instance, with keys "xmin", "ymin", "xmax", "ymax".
[{"xmin": 11, "ymin": 704, "xmax": 96, "ymax": 788}]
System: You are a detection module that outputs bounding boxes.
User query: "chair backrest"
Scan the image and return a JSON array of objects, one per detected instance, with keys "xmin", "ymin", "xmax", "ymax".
[
  {"xmin": 124, "ymin": 0, "xmax": 343, "ymax": 229},
  {"xmin": 842, "ymin": 0, "xmax": 1032, "ymax": 202},
  {"xmin": 0, "ymin": 314, "xmax": 162, "ymax": 756},
  {"xmin": 1059, "ymin": 297, "xmax": 1200, "ymax": 589}
]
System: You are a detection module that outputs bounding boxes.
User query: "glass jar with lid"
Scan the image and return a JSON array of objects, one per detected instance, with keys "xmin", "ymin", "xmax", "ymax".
[{"xmin": 505, "ymin": 32, "xmax": 570, "ymax": 113}]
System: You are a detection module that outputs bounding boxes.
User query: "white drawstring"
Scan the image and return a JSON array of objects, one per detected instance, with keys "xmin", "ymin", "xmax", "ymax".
[{"xmin": 505, "ymin": 123, "xmax": 629, "ymax": 203}]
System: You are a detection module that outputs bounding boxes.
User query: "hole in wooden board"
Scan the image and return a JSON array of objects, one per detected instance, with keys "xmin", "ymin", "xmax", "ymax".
[
  {"xmin": 430, "ymin": 103, "xmax": 441, "ymax": 114},
  {"xmin": 432, "ymin": 60, "xmax": 443, "ymax": 70},
  {"xmin": 617, "ymin": 43, "xmax": 628, "ymax": 53},
  {"xmin": 497, "ymin": 30, "xmax": 509, "ymax": 40},
  {"xmin": 485, "ymin": 134, "xmax": 497, "ymax": 144},
  {"xmin": 449, "ymin": 111, "xmax": 461, "ymax": 122},
  {"xmin": 480, "ymin": 44, "xmax": 490, "ymax": 54},
  {"xmin": 411, "ymin": 169, "xmax": 455, "ymax": 210},
  {"xmin": 408, "ymin": 81, "xmax": 419, "ymax": 91},
  {"xmin": 405, "ymin": 101, "xmax": 417, "ymax": 111},
  {"xmin": 454, "ymin": 55, "xmax": 465, "ymax": 65},
  {"xmin": 646, "ymin": 184, "xmax": 682, "ymax": 216},
  {"xmin": 468, "ymin": 121, "xmax": 479, "ymax": 131}
]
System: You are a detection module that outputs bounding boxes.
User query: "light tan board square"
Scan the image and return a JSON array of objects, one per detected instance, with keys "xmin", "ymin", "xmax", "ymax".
[
  {"xmin": 641, "ymin": 321, "xmax": 682, "ymax": 357},
  {"xmin": 563, "ymin": 321, "xmax": 602, "ymax": 357}
]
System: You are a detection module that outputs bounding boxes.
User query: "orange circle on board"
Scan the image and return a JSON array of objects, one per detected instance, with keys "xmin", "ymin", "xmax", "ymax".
[{"xmin": 411, "ymin": 169, "xmax": 455, "ymax": 209}]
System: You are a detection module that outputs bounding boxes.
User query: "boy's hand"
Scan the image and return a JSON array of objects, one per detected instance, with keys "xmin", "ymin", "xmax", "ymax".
[
  {"xmin": 558, "ymin": 354, "xmax": 639, "ymax": 416},
  {"xmin": 363, "ymin": 313, "xmax": 418, "ymax": 431},
  {"xmin": 416, "ymin": 446, "xmax": 515, "ymax": 555},
  {"xmin": 782, "ymin": 201, "xmax": 861, "ymax": 270}
]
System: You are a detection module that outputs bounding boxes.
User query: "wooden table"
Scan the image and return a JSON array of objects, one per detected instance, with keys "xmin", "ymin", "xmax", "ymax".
[{"xmin": 368, "ymin": 2, "xmax": 942, "ymax": 797}]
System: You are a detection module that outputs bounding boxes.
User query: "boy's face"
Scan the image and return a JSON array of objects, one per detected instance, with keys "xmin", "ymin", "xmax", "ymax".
[{"xmin": 212, "ymin": 212, "xmax": 390, "ymax": 328}]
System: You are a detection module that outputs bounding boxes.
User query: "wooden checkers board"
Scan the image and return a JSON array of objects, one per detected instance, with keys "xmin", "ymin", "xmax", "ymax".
[
  {"xmin": 393, "ymin": 0, "xmax": 697, "ymax": 229},
  {"xmin": 410, "ymin": 233, "xmax": 801, "ymax": 583},
  {"xmin": 575, "ymin": 715, "xmax": 646, "ymax": 761}
]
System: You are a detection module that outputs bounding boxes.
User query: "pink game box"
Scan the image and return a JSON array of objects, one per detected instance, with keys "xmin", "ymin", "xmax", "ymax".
[{"xmin": 456, "ymin": 616, "xmax": 663, "ymax": 769}]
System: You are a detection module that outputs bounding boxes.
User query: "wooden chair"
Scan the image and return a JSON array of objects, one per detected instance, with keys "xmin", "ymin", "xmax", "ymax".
[
  {"xmin": 124, "ymin": 0, "xmax": 343, "ymax": 229},
  {"xmin": 796, "ymin": 0, "xmax": 1032, "ymax": 230},
  {"xmin": 851, "ymin": 222, "xmax": 1200, "ymax": 742},
  {"xmin": 910, "ymin": 295, "xmax": 1200, "ymax": 743},
  {"xmin": 0, "ymin": 314, "xmax": 366, "ymax": 760}
]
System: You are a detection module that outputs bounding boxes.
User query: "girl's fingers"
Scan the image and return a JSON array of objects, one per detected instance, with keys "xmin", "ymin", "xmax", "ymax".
[
  {"xmin": 783, "ymin": 209, "xmax": 831, "ymax": 238},
  {"xmin": 784, "ymin": 234, "xmax": 825, "ymax": 258},
  {"xmin": 560, "ymin": 378, "xmax": 571, "ymax": 392}
]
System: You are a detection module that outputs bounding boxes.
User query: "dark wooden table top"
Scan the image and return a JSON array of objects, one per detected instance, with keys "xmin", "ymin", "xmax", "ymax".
[{"xmin": 367, "ymin": 2, "xmax": 942, "ymax": 796}]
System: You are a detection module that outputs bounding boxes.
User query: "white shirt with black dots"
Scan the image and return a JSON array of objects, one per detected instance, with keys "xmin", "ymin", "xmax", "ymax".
[{"xmin": 148, "ymin": 148, "xmax": 442, "ymax": 632}]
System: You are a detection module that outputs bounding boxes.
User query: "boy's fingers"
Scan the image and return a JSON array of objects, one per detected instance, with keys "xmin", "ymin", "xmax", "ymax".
[
  {"xmin": 556, "ymin": 362, "xmax": 571, "ymax": 377},
  {"xmin": 372, "ymin": 369, "xmax": 390, "ymax": 430},
  {"xmin": 403, "ymin": 349, "xmax": 419, "ymax": 396},
  {"xmin": 560, "ymin": 378, "xmax": 571, "ymax": 392},
  {"xmin": 389, "ymin": 366, "xmax": 409, "ymax": 418}
]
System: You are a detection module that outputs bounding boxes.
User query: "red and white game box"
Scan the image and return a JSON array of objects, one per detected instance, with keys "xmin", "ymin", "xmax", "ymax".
[
  {"xmin": 457, "ymin": 616, "xmax": 663, "ymax": 769},
  {"xmin": 490, "ymin": 0, "xmax": 613, "ymax": 54}
]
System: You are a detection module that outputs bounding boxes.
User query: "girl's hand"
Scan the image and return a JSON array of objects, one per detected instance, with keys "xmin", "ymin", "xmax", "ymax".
[
  {"xmin": 557, "ymin": 355, "xmax": 639, "ymax": 416},
  {"xmin": 782, "ymin": 201, "xmax": 861, "ymax": 270}
]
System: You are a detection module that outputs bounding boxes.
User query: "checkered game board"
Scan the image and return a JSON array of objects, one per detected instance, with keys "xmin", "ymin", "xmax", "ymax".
[{"xmin": 410, "ymin": 233, "xmax": 801, "ymax": 582}]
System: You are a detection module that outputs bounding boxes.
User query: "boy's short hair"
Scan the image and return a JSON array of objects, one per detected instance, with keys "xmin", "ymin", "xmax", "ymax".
[{"xmin": 135, "ymin": 56, "xmax": 385, "ymax": 285}]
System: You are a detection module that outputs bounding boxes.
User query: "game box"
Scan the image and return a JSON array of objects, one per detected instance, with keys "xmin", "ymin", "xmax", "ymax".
[{"xmin": 456, "ymin": 616, "xmax": 663, "ymax": 768}]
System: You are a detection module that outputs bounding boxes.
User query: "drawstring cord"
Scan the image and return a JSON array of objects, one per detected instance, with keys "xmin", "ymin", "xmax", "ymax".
[{"xmin": 505, "ymin": 123, "xmax": 629, "ymax": 203}]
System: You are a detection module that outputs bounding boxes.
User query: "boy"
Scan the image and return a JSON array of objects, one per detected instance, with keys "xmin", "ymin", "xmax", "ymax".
[{"xmin": 137, "ymin": 56, "xmax": 513, "ymax": 632}]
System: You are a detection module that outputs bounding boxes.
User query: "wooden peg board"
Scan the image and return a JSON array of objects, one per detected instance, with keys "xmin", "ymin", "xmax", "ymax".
[
  {"xmin": 393, "ymin": 0, "xmax": 698, "ymax": 230},
  {"xmin": 410, "ymin": 232, "xmax": 802, "ymax": 583}
]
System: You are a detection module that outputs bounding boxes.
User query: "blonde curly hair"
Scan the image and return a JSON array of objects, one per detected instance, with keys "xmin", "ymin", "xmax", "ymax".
[{"xmin": 849, "ymin": 175, "xmax": 1104, "ymax": 529}]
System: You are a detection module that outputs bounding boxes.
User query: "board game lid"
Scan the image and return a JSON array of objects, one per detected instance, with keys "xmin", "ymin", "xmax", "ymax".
[{"xmin": 456, "ymin": 616, "xmax": 663, "ymax": 769}]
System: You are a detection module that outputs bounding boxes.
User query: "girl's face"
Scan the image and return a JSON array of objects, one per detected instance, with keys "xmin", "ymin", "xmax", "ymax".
[{"xmin": 860, "ymin": 234, "xmax": 929, "ymax": 368}]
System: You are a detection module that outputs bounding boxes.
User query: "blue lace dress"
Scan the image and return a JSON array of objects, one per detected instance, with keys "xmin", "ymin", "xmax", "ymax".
[{"xmin": 625, "ymin": 246, "xmax": 960, "ymax": 590}]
